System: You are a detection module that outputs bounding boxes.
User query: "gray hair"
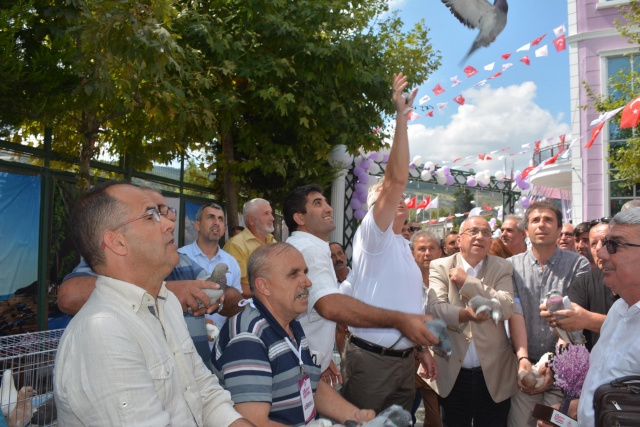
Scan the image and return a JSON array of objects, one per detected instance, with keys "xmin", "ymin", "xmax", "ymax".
[
  {"xmin": 621, "ymin": 200, "xmax": 640, "ymax": 212},
  {"xmin": 503, "ymin": 215, "xmax": 525, "ymax": 232},
  {"xmin": 366, "ymin": 177, "xmax": 385, "ymax": 210},
  {"xmin": 243, "ymin": 198, "xmax": 271, "ymax": 222},
  {"xmin": 611, "ymin": 209, "xmax": 640, "ymax": 227},
  {"xmin": 409, "ymin": 230, "xmax": 440, "ymax": 251},
  {"xmin": 196, "ymin": 202, "xmax": 224, "ymax": 221},
  {"xmin": 247, "ymin": 242, "xmax": 295, "ymax": 294}
]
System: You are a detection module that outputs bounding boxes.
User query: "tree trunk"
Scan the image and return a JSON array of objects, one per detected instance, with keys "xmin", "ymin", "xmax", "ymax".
[
  {"xmin": 78, "ymin": 111, "xmax": 99, "ymax": 192},
  {"xmin": 221, "ymin": 131, "xmax": 240, "ymax": 229}
]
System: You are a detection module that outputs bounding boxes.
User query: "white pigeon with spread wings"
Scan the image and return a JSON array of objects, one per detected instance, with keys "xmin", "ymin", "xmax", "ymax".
[{"xmin": 441, "ymin": 0, "xmax": 508, "ymax": 63}]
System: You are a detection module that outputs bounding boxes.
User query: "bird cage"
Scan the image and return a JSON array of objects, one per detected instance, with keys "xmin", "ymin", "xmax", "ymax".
[{"xmin": 0, "ymin": 329, "xmax": 64, "ymax": 427}]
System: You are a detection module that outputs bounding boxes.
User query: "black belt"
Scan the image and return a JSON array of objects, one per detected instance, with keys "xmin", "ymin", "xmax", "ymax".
[
  {"xmin": 460, "ymin": 366, "xmax": 483, "ymax": 373},
  {"xmin": 350, "ymin": 335, "xmax": 413, "ymax": 358}
]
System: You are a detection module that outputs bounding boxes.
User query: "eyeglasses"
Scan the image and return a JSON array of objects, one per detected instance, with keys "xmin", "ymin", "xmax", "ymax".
[
  {"xmin": 601, "ymin": 238, "xmax": 640, "ymax": 254},
  {"xmin": 589, "ymin": 217, "xmax": 611, "ymax": 227},
  {"xmin": 158, "ymin": 204, "xmax": 177, "ymax": 217},
  {"xmin": 101, "ymin": 208, "xmax": 162, "ymax": 250},
  {"xmin": 462, "ymin": 227, "xmax": 492, "ymax": 238},
  {"xmin": 409, "ymin": 226, "xmax": 421, "ymax": 232},
  {"xmin": 559, "ymin": 232, "xmax": 575, "ymax": 237}
]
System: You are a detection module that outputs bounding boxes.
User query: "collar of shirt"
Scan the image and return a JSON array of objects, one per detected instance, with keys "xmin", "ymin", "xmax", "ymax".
[
  {"xmin": 191, "ymin": 240, "xmax": 222, "ymax": 262},
  {"xmin": 526, "ymin": 246, "xmax": 562, "ymax": 266},
  {"xmin": 460, "ymin": 256, "xmax": 484, "ymax": 278},
  {"xmin": 95, "ymin": 275, "xmax": 168, "ymax": 314},
  {"xmin": 252, "ymin": 297, "xmax": 306, "ymax": 344}
]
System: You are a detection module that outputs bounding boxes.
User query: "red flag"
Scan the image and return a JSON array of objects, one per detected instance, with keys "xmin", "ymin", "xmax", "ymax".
[
  {"xmin": 520, "ymin": 56, "xmax": 531, "ymax": 66},
  {"xmin": 544, "ymin": 150, "xmax": 564, "ymax": 165},
  {"xmin": 585, "ymin": 122, "xmax": 605, "ymax": 149},
  {"xmin": 428, "ymin": 219, "xmax": 437, "ymax": 225},
  {"xmin": 531, "ymin": 34, "xmax": 546, "ymax": 46},
  {"xmin": 553, "ymin": 35, "xmax": 566, "ymax": 52},
  {"xmin": 520, "ymin": 165, "xmax": 537, "ymax": 180},
  {"xmin": 620, "ymin": 95, "xmax": 640, "ymax": 129},
  {"xmin": 433, "ymin": 84, "xmax": 445, "ymax": 96},
  {"xmin": 478, "ymin": 153, "xmax": 486, "ymax": 160},
  {"xmin": 372, "ymin": 126, "xmax": 381, "ymax": 134},
  {"xmin": 427, "ymin": 111, "xmax": 434, "ymax": 117},
  {"xmin": 488, "ymin": 72, "xmax": 502, "ymax": 80},
  {"xmin": 483, "ymin": 205, "xmax": 492, "ymax": 211},
  {"xmin": 453, "ymin": 157, "xmax": 462, "ymax": 163},
  {"xmin": 406, "ymin": 196, "xmax": 417, "ymax": 209},
  {"xmin": 534, "ymin": 141, "xmax": 541, "ymax": 154},
  {"xmin": 453, "ymin": 95, "xmax": 465, "ymax": 105},
  {"xmin": 502, "ymin": 53, "xmax": 511, "ymax": 60},
  {"xmin": 501, "ymin": 147, "xmax": 510, "ymax": 152},
  {"xmin": 416, "ymin": 196, "xmax": 430, "ymax": 210},
  {"xmin": 464, "ymin": 66, "xmax": 478, "ymax": 77},
  {"xmin": 559, "ymin": 134, "xmax": 566, "ymax": 151}
]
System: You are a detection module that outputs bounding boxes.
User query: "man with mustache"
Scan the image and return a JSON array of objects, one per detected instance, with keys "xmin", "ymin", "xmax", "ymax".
[
  {"xmin": 212, "ymin": 243, "xmax": 375, "ymax": 426},
  {"xmin": 556, "ymin": 223, "xmax": 577, "ymax": 252},
  {"xmin": 500, "ymin": 215, "xmax": 528, "ymax": 255},
  {"xmin": 54, "ymin": 181, "xmax": 251, "ymax": 426},
  {"xmin": 224, "ymin": 198, "xmax": 276, "ymax": 298},
  {"xmin": 507, "ymin": 201, "xmax": 590, "ymax": 427},
  {"xmin": 179, "ymin": 203, "xmax": 244, "ymax": 330},
  {"xmin": 330, "ymin": 242, "xmax": 353, "ymax": 285}
]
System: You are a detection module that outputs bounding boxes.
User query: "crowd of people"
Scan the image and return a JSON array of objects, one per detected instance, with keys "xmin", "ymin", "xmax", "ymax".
[{"xmin": 52, "ymin": 74, "xmax": 639, "ymax": 427}]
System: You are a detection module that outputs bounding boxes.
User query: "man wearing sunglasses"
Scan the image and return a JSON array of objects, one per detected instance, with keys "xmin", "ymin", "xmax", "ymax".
[
  {"xmin": 577, "ymin": 209, "xmax": 640, "ymax": 423},
  {"xmin": 54, "ymin": 181, "xmax": 252, "ymax": 426},
  {"xmin": 507, "ymin": 201, "xmax": 590, "ymax": 427}
]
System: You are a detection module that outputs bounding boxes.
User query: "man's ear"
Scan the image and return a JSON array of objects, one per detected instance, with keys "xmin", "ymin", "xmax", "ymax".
[
  {"xmin": 194, "ymin": 220, "xmax": 201, "ymax": 233},
  {"xmin": 293, "ymin": 212, "xmax": 305, "ymax": 227},
  {"xmin": 103, "ymin": 230, "xmax": 128, "ymax": 256},
  {"xmin": 255, "ymin": 277, "xmax": 270, "ymax": 296}
]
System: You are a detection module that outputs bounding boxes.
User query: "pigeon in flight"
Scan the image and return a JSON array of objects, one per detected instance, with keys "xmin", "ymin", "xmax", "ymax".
[{"xmin": 441, "ymin": 0, "xmax": 508, "ymax": 64}]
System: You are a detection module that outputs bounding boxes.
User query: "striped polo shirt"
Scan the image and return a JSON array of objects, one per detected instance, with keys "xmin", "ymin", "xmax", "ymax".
[{"xmin": 212, "ymin": 298, "xmax": 321, "ymax": 426}]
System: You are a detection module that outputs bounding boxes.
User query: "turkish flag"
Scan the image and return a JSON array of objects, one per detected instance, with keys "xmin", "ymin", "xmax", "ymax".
[
  {"xmin": 464, "ymin": 66, "xmax": 478, "ymax": 77},
  {"xmin": 520, "ymin": 56, "xmax": 531, "ymax": 66},
  {"xmin": 534, "ymin": 141, "xmax": 541, "ymax": 154},
  {"xmin": 416, "ymin": 196, "xmax": 430, "ymax": 211},
  {"xmin": 620, "ymin": 95, "xmax": 640, "ymax": 129},
  {"xmin": 406, "ymin": 196, "xmax": 417, "ymax": 209},
  {"xmin": 478, "ymin": 153, "xmax": 486, "ymax": 160},
  {"xmin": 545, "ymin": 150, "xmax": 564, "ymax": 165},
  {"xmin": 553, "ymin": 35, "xmax": 566, "ymax": 52},
  {"xmin": 502, "ymin": 53, "xmax": 511, "ymax": 60},
  {"xmin": 433, "ymin": 84, "xmax": 445, "ymax": 96},
  {"xmin": 483, "ymin": 205, "xmax": 492, "ymax": 211},
  {"xmin": 453, "ymin": 95, "xmax": 465, "ymax": 105},
  {"xmin": 453, "ymin": 157, "xmax": 462, "ymax": 162},
  {"xmin": 488, "ymin": 72, "xmax": 502, "ymax": 80},
  {"xmin": 531, "ymin": 34, "xmax": 546, "ymax": 46},
  {"xmin": 584, "ymin": 122, "xmax": 605, "ymax": 149},
  {"xmin": 520, "ymin": 165, "xmax": 537, "ymax": 180},
  {"xmin": 427, "ymin": 110, "xmax": 434, "ymax": 117}
]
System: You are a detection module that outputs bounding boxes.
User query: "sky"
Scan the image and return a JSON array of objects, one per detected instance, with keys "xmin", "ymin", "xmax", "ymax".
[{"xmin": 388, "ymin": 0, "xmax": 571, "ymax": 176}]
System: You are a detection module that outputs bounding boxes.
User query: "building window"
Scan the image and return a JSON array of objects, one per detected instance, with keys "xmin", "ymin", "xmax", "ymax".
[{"xmin": 607, "ymin": 55, "xmax": 639, "ymax": 215}]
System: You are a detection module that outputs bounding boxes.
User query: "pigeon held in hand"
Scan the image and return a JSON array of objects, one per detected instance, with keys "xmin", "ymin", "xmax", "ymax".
[
  {"xmin": 468, "ymin": 295, "xmax": 502, "ymax": 324},
  {"xmin": 441, "ymin": 0, "xmax": 508, "ymax": 64},
  {"xmin": 545, "ymin": 290, "xmax": 586, "ymax": 345},
  {"xmin": 425, "ymin": 319, "xmax": 452, "ymax": 359},
  {"xmin": 362, "ymin": 404, "xmax": 412, "ymax": 427},
  {"xmin": 198, "ymin": 263, "xmax": 229, "ymax": 310}
]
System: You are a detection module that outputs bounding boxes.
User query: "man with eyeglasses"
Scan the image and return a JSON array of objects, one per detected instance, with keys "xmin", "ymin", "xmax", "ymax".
[
  {"xmin": 428, "ymin": 217, "xmax": 517, "ymax": 426},
  {"xmin": 541, "ymin": 219, "xmax": 617, "ymax": 351},
  {"xmin": 507, "ymin": 201, "xmax": 590, "ymax": 427},
  {"xmin": 58, "ymin": 186, "xmax": 223, "ymax": 367},
  {"xmin": 53, "ymin": 181, "xmax": 253, "ymax": 426},
  {"xmin": 575, "ymin": 209, "xmax": 640, "ymax": 423},
  {"xmin": 178, "ymin": 203, "xmax": 244, "ymax": 330},
  {"xmin": 556, "ymin": 223, "xmax": 576, "ymax": 252}
]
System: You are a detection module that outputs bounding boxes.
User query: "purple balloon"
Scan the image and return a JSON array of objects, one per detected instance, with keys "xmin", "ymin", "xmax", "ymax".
[
  {"xmin": 467, "ymin": 177, "xmax": 477, "ymax": 187},
  {"xmin": 362, "ymin": 159, "xmax": 372, "ymax": 169},
  {"xmin": 358, "ymin": 174, "xmax": 370, "ymax": 184},
  {"xmin": 353, "ymin": 165, "xmax": 364, "ymax": 177},
  {"xmin": 442, "ymin": 166, "xmax": 451, "ymax": 176},
  {"xmin": 382, "ymin": 154, "xmax": 390, "ymax": 162},
  {"xmin": 478, "ymin": 181, "xmax": 487, "ymax": 188},
  {"xmin": 519, "ymin": 181, "xmax": 530, "ymax": 190},
  {"xmin": 350, "ymin": 198, "xmax": 361, "ymax": 210},
  {"xmin": 368, "ymin": 152, "xmax": 380, "ymax": 161},
  {"xmin": 445, "ymin": 175, "xmax": 455, "ymax": 185},
  {"xmin": 358, "ymin": 190, "xmax": 368, "ymax": 203},
  {"xmin": 355, "ymin": 183, "xmax": 367, "ymax": 193},
  {"xmin": 354, "ymin": 208, "xmax": 366, "ymax": 220},
  {"xmin": 409, "ymin": 162, "xmax": 416, "ymax": 169},
  {"xmin": 520, "ymin": 197, "xmax": 530, "ymax": 209}
]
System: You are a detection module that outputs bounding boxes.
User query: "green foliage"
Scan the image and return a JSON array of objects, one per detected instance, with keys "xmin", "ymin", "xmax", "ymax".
[{"xmin": 453, "ymin": 187, "xmax": 474, "ymax": 228}]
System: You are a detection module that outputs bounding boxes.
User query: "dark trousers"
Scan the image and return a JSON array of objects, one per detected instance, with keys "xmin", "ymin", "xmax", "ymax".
[{"xmin": 440, "ymin": 367, "xmax": 510, "ymax": 427}]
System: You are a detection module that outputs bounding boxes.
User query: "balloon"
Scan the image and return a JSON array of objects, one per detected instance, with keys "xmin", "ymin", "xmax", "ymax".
[
  {"xmin": 519, "ymin": 181, "xmax": 530, "ymax": 190},
  {"xmin": 409, "ymin": 162, "xmax": 416, "ymax": 169},
  {"xmin": 350, "ymin": 198, "xmax": 361, "ymax": 210},
  {"xmin": 353, "ymin": 165, "xmax": 364, "ymax": 177},
  {"xmin": 368, "ymin": 152, "xmax": 380, "ymax": 161},
  {"xmin": 413, "ymin": 155, "xmax": 424, "ymax": 166},
  {"xmin": 424, "ymin": 161, "xmax": 435, "ymax": 171},
  {"xmin": 442, "ymin": 166, "xmax": 451, "ymax": 176},
  {"xmin": 436, "ymin": 168, "xmax": 445, "ymax": 177},
  {"xmin": 409, "ymin": 168, "xmax": 419, "ymax": 178},
  {"xmin": 355, "ymin": 183, "xmax": 367, "ymax": 194},
  {"xmin": 478, "ymin": 181, "xmax": 487, "ymax": 188},
  {"xmin": 328, "ymin": 145, "xmax": 353, "ymax": 168},
  {"xmin": 354, "ymin": 156, "xmax": 366, "ymax": 166},
  {"xmin": 362, "ymin": 159, "xmax": 372, "ymax": 169},
  {"xmin": 467, "ymin": 176, "xmax": 477, "ymax": 187},
  {"xmin": 358, "ymin": 174, "xmax": 370, "ymax": 184},
  {"xmin": 495, "ymin": 170, "xmax": 506, "ymax": 181},
  {"xmin": 368, "ymin": 162, "xmax": 381, "ymax": 175},
  {"xmin": 520, "ymin": 196, "xmax": 530, "ymax": 209},
  {"xmin": 489, "ymin": 218, "xmax": 497, "ymax": 228},
  {"xmin": 445, "ymin": 175, "xmax": 455, "ymax": 185},
  {"xmin": 358, "ymin": 190, "xmax": 368, "ymax": 203},
  {"xmin": 436, "ymin": 175, "xmax": 447, "ymax": 185},
  {"xmin": 420, "ymin": 170, "xmax": 432, "ymax": 181},
  {"xmin": 354, "ymin": 208, "xmax": 366, "ymax": 220},
  {"xmin": 382, "ymin": 154, "xmax": 390, "ymax": 163}
]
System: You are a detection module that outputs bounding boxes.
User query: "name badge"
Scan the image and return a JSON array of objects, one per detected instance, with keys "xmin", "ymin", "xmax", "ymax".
[{"xmin": 299, "ymin": 374, "xmax": 316, "ymax": 424}]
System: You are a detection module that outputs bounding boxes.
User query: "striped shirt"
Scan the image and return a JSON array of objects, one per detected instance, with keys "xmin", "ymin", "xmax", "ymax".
[{"xmin": 212, "ymin": 298, "xmax": 321, "ymax": 426}]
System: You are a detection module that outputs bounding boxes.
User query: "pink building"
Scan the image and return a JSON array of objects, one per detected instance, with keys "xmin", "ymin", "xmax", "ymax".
[{"xmin": 568, "ymin": 0, "xmax": 640, "ymax": 221}]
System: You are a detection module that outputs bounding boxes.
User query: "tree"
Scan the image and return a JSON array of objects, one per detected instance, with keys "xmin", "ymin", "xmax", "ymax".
[{"xmin": 452, "ymin": 187, "xmax": 474, "ymax": 228}]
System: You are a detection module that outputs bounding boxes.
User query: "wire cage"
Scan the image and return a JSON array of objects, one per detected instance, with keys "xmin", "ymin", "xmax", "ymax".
[{"xmin": 0, "ymin": 329, "xmax": 64, "ymax": 427}]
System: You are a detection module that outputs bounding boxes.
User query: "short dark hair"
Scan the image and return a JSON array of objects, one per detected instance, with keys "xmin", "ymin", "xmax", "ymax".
[
  {"xmin": 247, "ymin": 242, "xmax": 295, "ymax": 294},
  {"xmin": 329, "ymin": 242, "xmax": 344, "ymax": 251},
  {"xmin": 69, "ymin": 181, "xmax": 130, "ymax": 271},
  {"xmin": 524, "ymin": 201, "xmax": 562, "ymax": 229},
  {"xmin": 283, "ymin": 184, "xmax": 324, "ymax": 232},
  {"xmin": 574, "ymin": 222, "xmax": 591, "ymax": 237},
  {"xmin": 196, "ymin": 202, "xmax": 224, "ymax": 221}
]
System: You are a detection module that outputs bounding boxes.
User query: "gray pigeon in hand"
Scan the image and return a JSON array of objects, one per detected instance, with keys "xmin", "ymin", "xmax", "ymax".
[
  {"xmin": 425, "ymin": 319, "xmax": 452, "ymax": 359},
  {"xmin": 441, "ymin": 0, "xmax": 509, "ymax": 64},
  {"xmin": 468, "ymin": 295, "xmax": 502, "ymax": 324},
  {"xmin": 198, "ymin": 263, "xmax": 228, "ymax": 310},
  {"xmin": 545, "ymin": 290, "xmax": 586, "ymax": 345},
  {"xmin": 362, "ymin": 404, "xmax": 412, "ymax": 427}
]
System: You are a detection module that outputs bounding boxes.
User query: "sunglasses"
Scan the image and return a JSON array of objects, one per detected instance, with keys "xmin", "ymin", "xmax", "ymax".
[
  {"xmin": 409, "ymin": 226, "xmax": 421, "ymax": 232},
  {"xmin": 601, "ymin": 238, "xmax": 640, "ymax": 254},
  {"xmin": 589, "ymin": 217, "xmax": 611, "ymax": 227}
]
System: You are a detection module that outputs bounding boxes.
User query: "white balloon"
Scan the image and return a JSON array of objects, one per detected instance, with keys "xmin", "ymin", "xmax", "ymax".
[
  {"xmin": 436, "ymin": 168, "xmax": 445, "ymax": 177},
  {"xmin": 424, "ymin": 161, "xmax": 435, "ymax": 172},
  {"xmin": 368, "ymin": 162, "xmax": 381, "ymax": 175},
  {"xmin": 420, "ymin": 170, "xmax": 432, "ymax": 181},
  {"xmin": 409, "ymin": 168, "xmax": 419, "ymax": 178},
  {"xmin": 436, "ymin": 175, "xmax": 447, "ymax": 185},
  {"xmin": 328, "ymin": 145, "xmax": 353, "ymax": 168},
  {"xmin": 495, "ymin": 170, "xmax": 506, "ymax": 181},
  {"xmin": 413, "ymin": 155, "xmax": 424, "ymax": 166}
]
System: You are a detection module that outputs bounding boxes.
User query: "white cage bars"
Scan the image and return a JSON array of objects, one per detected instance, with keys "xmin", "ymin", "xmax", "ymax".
[{"xmin": 0, "ymin": 329, "xmax": 64, "ymax": 427}]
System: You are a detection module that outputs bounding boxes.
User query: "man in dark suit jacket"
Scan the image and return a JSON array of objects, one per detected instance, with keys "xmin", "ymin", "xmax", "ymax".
[{"xmin": 428, "ymin": 217, "xmax": 518, "ymax": 427}]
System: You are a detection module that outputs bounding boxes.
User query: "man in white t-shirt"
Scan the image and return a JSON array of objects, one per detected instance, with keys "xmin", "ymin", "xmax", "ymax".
[{"xmin": 341, "ymin": 73, "xmax": 439, "ymax": 413}]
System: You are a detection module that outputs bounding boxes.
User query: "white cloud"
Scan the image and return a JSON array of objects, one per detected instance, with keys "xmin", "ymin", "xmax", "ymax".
[{"xmin": 408, "ymin": 81, "xmax": 570, "ymax": 173}]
